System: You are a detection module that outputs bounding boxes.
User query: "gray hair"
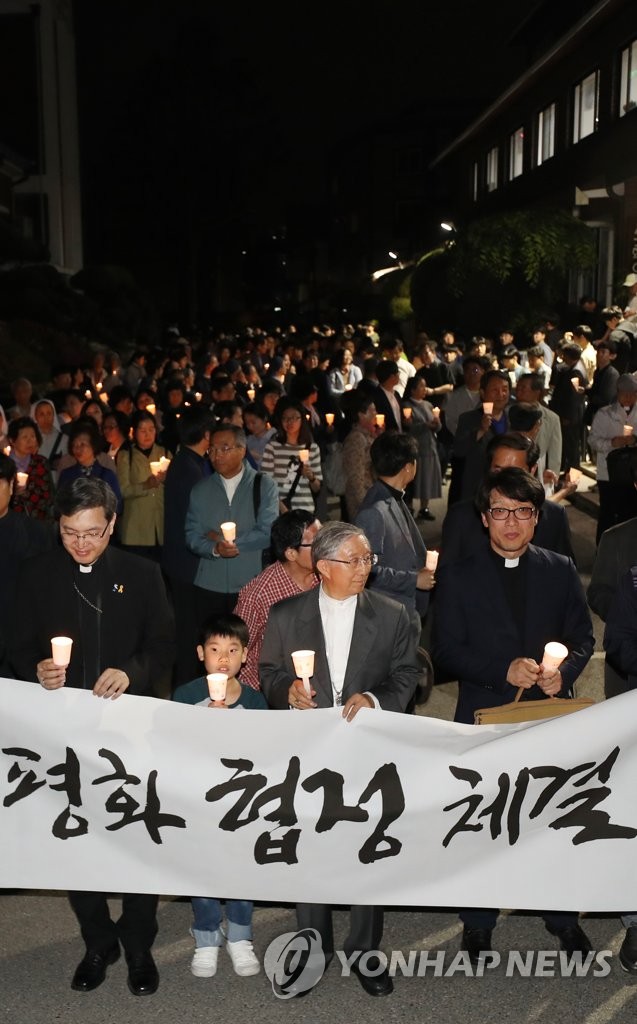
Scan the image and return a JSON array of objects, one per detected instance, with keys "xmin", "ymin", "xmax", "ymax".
[
  {"xmin": 311, "ymin": 521, "xmax": 369, "ymax": 569},
  {"xmin": 211, "ymin": 423, "xmax": 247, "ymax": 448}
]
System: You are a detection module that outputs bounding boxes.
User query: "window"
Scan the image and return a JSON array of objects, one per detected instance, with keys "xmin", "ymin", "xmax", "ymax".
[
  {"xmin": 537, "ymin": 103, "xmax": 556, "ymax": 165},
  {"xmin": 619, "ymin": 40, "xmax": 637, "ymax": 116},
  {"xmin": 508, "ymin": 128, "xmax": 524, "ymax": 179},
  {"xmin": 573, "ymin": 70, "xmax": 599, "ymax": 142},
  {"xmin": 472, "ymin": 161, "xmax": 479, "ymax": 201},
  {"xmin": 486, "ymin": 147, "xmax": 498, "ymax": 192}
]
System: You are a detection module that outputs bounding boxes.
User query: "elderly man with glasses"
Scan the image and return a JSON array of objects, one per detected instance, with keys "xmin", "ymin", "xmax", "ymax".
[
  {"xmin": 433, "ymin": 465, "xmax": 594, "ymax": 966},
  {"xmin": 259, "ymin": 521, "xmax": 419, "ymax": 998},
  {"xmin": 11, "ymin": 476, "xmax": 175, "ymax": 997}
]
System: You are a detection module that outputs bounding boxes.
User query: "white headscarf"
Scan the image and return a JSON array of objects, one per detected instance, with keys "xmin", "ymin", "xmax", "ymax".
[{"xmin": 30, "ymin": 398, "xmax": 67, "ymax": 461}]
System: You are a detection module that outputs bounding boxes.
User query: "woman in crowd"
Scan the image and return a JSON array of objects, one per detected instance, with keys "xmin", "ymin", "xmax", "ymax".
[
  {"xmin": 58, "ymin": 418, "xmax": 123, "ymax": 514},
  {"xmin": 80, "ymin": 398, "xmax": 106, "ymax": 433},
  {"xmin": 101, "ymin": 410, "xmax": 129, "ymax": 461},
  {"xmin": 403, "ymin": 375, "xmax": 442, "ymax": 520},
  {"xmin": 243, "ymin": 402, "xmax": 276, "ymax": 469},
  {"xmin": 328, "ymin": 347, "xmax": 362, "ymax": 397},
  {"xmin": 116, "ymin": 409, "xmax": 170, "ymax": 559},
  {"xmin": 341, "ymin": 391, "xmax": 379, "ymax": 520},
  {"xmin": 7, "ymin": 416, "xmax": 55, "ymax": 520},
  {"xmin": 31, "ymin": 398, "xmax": 68, "ymax": 468},
  {"xmin": 261, "ymin": 398, "xmax": 322, "ymax": 513}
]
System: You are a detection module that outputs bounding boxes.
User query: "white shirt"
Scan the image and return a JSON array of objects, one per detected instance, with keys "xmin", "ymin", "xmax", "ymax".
[
  {"xmin": 219, "ymin": 465, "xmax": 245, "ymax": 503},
  {"xmin": 318, "ymin": 586, "xmax": 357, "ymax": 704}
]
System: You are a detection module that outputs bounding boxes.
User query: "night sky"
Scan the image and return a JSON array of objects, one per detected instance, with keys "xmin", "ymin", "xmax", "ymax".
[{"xmin": 73, "ymin": 2, "xmax": 525, "ymax": 260}]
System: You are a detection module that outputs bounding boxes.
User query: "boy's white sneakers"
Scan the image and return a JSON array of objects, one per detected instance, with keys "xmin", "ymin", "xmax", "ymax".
[
  {"xmin": 191, "ymin": 946, "xmax": 219, "ymax": 977},
  {"xmin": 226, "ymin": 939, "xmax": 260, "ymax": 976}
]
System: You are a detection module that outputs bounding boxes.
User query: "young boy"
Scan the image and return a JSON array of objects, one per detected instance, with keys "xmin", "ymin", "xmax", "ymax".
[{"xmin": 173, "ymin": 614, "xmax": 267, "ymax": 979}]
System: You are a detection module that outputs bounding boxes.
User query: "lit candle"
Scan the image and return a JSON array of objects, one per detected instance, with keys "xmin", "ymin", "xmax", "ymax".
[
  {"xmin": 292, "ymin": 649, "xmax": 315, "ymax": 697},
  {"xmin": 571, "ymin": 377, "xmax": 580, "ymax": 390},
  {"xmin": 624, "ymin": 425, "xmax": 634, "ymax": 436},
  {"xmin": 158, "ymin": 455, "xmax": 171, "ymax": 473},
  {"xmin": 403, "ymin": 407, "xmax": 412, "ymax": 420},
  {"xmin": 541, "ymin": 641, "xmax": 568, "ymax": 673},
  {"xmin": 298, "ymin": 449, "xmax": 310, "ymax": 463},
  {"xmin": 195, "ymin": 392, "xmax": 202, "ymax": 402},
  {"xmin": 3, "ymin": 446, "xmax": 10, "ymax": 456},
  {"xmin": 84, "ymin": 389, "xmax": 92, "ymax": 399},
  {"xmin": 99, "ymin": 391, "xmax": 109, "ymax": 403},
  {"xmin": 149, "ymin": 461, "xmax": 162, "ymax": 477},
  {"xmin": 146, "ymin": 403, "xmax": 156, "ymax": 416},
  {"xmin": 425, "ymin": 550, "xmax": 439, "ymax": 571},
  {"xmin": 51, "ymin": 636, "xmax": 73, "ymax": 667},
  {"xmin": 432, "ymin": 406, "xmax": 441, "ymax": 417},
  {"xmin": 482, "ymin": 402, "xmax": 493, "ymax": 415},
  {"xmin": 207, "ymin": 673, "xmax": 227, "ymax": 702},
  {"xmin": 247, "ymin": 387, "xmax": 256, "ymax": 401},
  {"xmin": 375, "ymin": 413, "xmax": 385, "ymax": 428},
  {"xmin": 16, "ymin": 471, "xmax": 28, "ymax": 488},
  {"xmin": 220, "ymin": 521, "xmax": 236, "ymax": 542},
  {"xmin": 325, "ymin": 412, "xmax": 335, "ymax": 426},
  {"xmin": 96, "ymin": 382, "xmax": 103, "ymax": 392}
]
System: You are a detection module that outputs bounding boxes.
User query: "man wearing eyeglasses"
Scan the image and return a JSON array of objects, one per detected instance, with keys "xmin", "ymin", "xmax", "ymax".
[
  {"xmin": 433, "ymin": 466, "xmax": 594, "ymax": 966},
  {"xmin": 185, "ymin": 424, "xmax": 279, "ymax": 624},
  {"xmin": 434, "ymin": 466, "xmax": 593, "ymax": 726},
  {"xmin": 259, "ymin": 521, "xmax": 419, "ymax": 997},
  {"xmin": 11, "ymin": 477, "xmax": 175, "ymax": 997}
]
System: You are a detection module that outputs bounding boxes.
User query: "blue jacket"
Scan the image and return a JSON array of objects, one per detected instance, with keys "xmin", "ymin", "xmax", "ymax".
[{"xmin": 186, "ymin": 463, "xmax": 279, "ymax": 594}]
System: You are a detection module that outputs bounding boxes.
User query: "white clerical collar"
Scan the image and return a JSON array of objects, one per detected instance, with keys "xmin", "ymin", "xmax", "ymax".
[
  {"xmin": 504, "ymin": 557, "xmax": 520, "ymax": 568},
  {"xmin": 79, "ymin": 563, "xmax": 93, "ymax": 573}
]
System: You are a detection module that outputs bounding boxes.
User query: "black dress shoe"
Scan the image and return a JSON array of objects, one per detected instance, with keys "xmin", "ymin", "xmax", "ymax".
[
  {"xmin": 546, "ymin": 924, "xmax": 592, "ymax": 956},
  {"xmin": 461, "ymin": 927, "xmax": 492, "ymax": 967},
  {"xmin": 126, "ymin": 950, "xmax": 159, "ymax": 996},
  {"xmin": 71, "ymin": 945, "xmax": 120, "ymax": 992},
  {"xmin": 418, "ymin": 508, "xmax": 436, "ymax": 521},
  {"xmin": 619, "ymin": 927, "xmax": 637, "ymax": 973},
  {"xmin": 351, "ymin": 956, "xmax": 393, "ymax": 997}
]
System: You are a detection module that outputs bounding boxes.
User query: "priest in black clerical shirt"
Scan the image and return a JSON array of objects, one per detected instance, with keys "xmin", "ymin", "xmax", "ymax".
[
  {"xmin": 432, "ymin": 465, "xmax": 594, "ymax": 965},
  {"xmin": 10, "ymin": 477, "xmax": 175, "ymax": 998}
]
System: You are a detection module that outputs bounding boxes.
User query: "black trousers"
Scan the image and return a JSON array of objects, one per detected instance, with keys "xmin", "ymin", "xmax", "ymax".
[
  {"xmin": 296, "ymin": 903, "xmax": 384, "ymax": 961},
  {"xmin": 68, "ymin": 890, "xmax": 158, "ymax": 954},
  {"xmin": 166, "ymin": 574, "xmax": 201, "ymax": 688}
]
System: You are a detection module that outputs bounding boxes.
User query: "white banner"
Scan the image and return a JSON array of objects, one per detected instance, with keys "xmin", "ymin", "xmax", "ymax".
[{"xmin": 2, "ymin": 677, "xmax": 637, "ymax": 912}]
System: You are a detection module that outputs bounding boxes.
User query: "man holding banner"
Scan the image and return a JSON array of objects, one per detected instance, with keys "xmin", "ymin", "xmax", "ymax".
[
  {"xmin": 260, "ymin": 520, "xmax": 419, "ymax": 997},
  {"xmin": 434, "ymin": 466, "xmax": 595, "ymax": 966},
  {"xmin": 11, "ymin": 477, "xmax": 175, "ymax": 997}
]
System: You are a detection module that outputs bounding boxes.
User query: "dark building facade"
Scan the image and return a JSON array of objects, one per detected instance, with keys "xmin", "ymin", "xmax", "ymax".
[{"xmin": 432, "ymin": 0, "xmax": 637, "ymax": 308}]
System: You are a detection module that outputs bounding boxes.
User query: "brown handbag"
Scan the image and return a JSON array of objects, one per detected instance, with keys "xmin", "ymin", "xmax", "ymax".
[{"xmin": 474, "ymin": 686, "xmax": 595, "ymax": 725}]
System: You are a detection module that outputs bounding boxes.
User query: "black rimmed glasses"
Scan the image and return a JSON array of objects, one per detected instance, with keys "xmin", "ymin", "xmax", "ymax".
[{"xmin": 487, "ymin": 506, "xmax": 536, "ymax": 521}]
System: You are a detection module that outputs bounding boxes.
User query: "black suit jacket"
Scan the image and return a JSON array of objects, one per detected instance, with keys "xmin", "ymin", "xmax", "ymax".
[
  {"xmin": 433, "ymin": 543, "xmax": 594, "ymax": 724},
  {"xmin": 453, "ymin": 405, "xmax": 510, "ymax": 501},
  {"xmin": 11, "ymin": 546, "xmax": 175, "ymax": 695},
  {"xmin": 371, "ymin": 386, "xmax": 402, "ymax": 432},
  {"xmin": 259, "ymin": 587, "xmax": 418, "ymax": 712}
]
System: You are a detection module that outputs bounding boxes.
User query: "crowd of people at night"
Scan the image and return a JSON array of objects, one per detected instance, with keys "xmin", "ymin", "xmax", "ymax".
[{"xmin": 3, "ymin": 281, "xmax": 637, "ymax": 998}]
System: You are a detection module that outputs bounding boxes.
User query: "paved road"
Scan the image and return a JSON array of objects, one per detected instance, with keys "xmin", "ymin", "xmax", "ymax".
[{"xmin": 4, "ymin": 493, "xmax": 634, "ymax": 1023}]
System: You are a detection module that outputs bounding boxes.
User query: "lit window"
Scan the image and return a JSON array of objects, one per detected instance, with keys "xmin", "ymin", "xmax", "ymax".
[
  {"xmin": 486, "ymin": 147, "xmax": 498, "ymax": 192},
  {"xmin": 508, "ymin": 127, "xmax": 524, "ymax": 179},
  {"xmin": 537, "ymin": 103, "xmax": 556, "ymax": 164},
  {"xmin": 472, "ymin": 161, "xmax": 479, "ymax": 201},
  {"xmin": 573, "ymin": 70, "xmax": 599, "ymax": 142},
  {"xmin": 619, "ymin": 41, "xmax": 637, "ymax": 116}
]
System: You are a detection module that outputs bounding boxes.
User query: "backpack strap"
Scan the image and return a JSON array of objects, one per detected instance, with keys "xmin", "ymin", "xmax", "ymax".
[{"xmin": 253, "ymin": 471, "xmax": 262, "ymax": 519}]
